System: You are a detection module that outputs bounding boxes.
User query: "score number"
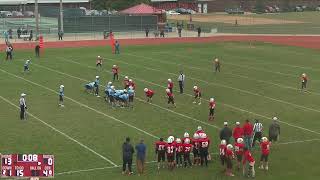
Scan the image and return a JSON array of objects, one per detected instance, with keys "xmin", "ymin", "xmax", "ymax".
[{"xmin": 2, "ymin": 157, "xmax": 12, "ymax": 165}]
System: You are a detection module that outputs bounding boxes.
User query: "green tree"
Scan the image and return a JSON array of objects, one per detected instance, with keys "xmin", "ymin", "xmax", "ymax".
[{"xmin": 255, "ymin": 0, "xmax": 265, "ymax": 13}]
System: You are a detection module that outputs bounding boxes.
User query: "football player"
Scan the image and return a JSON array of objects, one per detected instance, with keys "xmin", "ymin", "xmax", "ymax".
[
  {"xmin": 175, "ymin": 138, "xmax": 184, "ymax": 167},
  {"xmin": 59, "ymin": 85, "xmax": 64, "ymax": 107},
  {"xmin": 219, "ymin": 140, "xmax": 227, "ymax": 169},
  {"xmin": 144, "ymin": 88, "xmax": 154, "ymax": 102},
  {"xmin": 123, "ymin": 76, "xmax": 129, "ymax": 89},
  {"xmin": 85, "ymin": 82, "xmax": 95, "ymax": 94},
  {"xmin": 128, "ymin": 86, "xmax": 135, "ymax": 107},
  {"xmin": 94, "ymin": 76, "xmax": 100, "ymax": 97},
  {"xmin": 155, "ymin": 138, "xmax": 166, "ymax": 170},
  {"xmin": 182, "ymin": 132, "xmax": 191, "ymax": 144},
  {"xmin": 225, "ymin": 144, "xmax": 235, "ymax": 177},
  {"xmin": 214, "ymin": 58, "xmax": 221, "ymax": 73},
  {"xmin": 199, "ymin": 133, "xmax": 210, "ymax": 167},
  {"xmin": 166, "ymin": 136, "xmax": 176, "ymax": 170},
  {"xmin": 243, "ymin": 147, "xmax": 255, "ymax": 178},
  {"xmin": 183, "ymin": 138, "xmax": 193, "ymax": 168},
  {"xmin": 233, "ymin": 122, "xmax": 243, "ymax": 143},
  {"xmin": 118, "ymin": 89, "xmax": 129, "ymax": 107},
  {"xmin": 192, "ymin": 133, "xmax": 200, "ymax": 166},
  {"xmin": 24, "ymin": 59, "xmax": 31, "ymax": 72},
  {"xmin": 234, "ymin": 138, "xmax": 244, "ymax": 171},
  {"xmin": 166, "ymin": 88, "xmax": 176, "ymax": 108},
  {"xmin": 208, "ymin": 98, "xmax": 216, "ymax": 121},
  {"xmin": 112, "ymin": 65, "xmax": 119, "ymax": 81},
  {"xmin": 193, "ymin": 86, "xmax": 202, "ymax": 105},
  {"xmin": 128, "ymin": 79, "xmax": 136, "ymax": 90},
  {"xmin": 167, "ymin": 79, "xmax": 173, "ymax": 93},
  {"xmin": 259, "ymin": 137, "xmax": 271, "ymax": 170},
  {"xmin": 301, "ymin": 73, "xmax": 308, "ymax": 91},
  {"xmin": 96, "ymin": 56, "xmax": 102, "ymax": 68},
  {"xmin": 104, "ymin": 82, "xmax": 112, "ymax": 102}
]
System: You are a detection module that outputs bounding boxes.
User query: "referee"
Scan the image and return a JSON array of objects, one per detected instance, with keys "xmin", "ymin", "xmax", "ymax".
[
  {"xmin": 252, "ymin": 119, "xmax": 263, "ymax": 147},
  {"xmin": 177, "ymin": 71, "xmax": 185, "ymax": 94},
  {"xmin": 19, "ymin": 93, "xmax": 27, "ymax": 120}
]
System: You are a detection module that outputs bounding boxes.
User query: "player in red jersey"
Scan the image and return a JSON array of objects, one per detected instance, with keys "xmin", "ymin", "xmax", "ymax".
[
  {"xmin": 234, "ymin": 137, "xmax": 245, "ymax": 171},
  {"xmin": 167, "ymin": 79, "xmax": 173, "ymax": 93},
  {"xmin": 175, "ymin": 138, "xmax": 184, "ymax": 167},
  {"xmin": 183, "ymin": 138, "xmax": 193, "ymax": 167},
  {"xmin": 112, "ymin": 65, "xmax": 119, "ymax": 81},
  {"xmin": 193, "ymin": 86, "xmax": 202, "ymax": 105},
  {"xmin": 208, "ymin": 98, "xmax": 216, "ymax": 121},
  {"xmin": 219, "ymin": 140, "xmax": 227, "ymax": 169},
  {"xmin": 128, "ymin": 79, "xmax": 136, "ymax": 90},
  {"xmin": 225, "ymin": 144, "xmax": 235, "ymax": 176},
  {"xmin": 123, "ymin": 76, "xmax": 129, "ymax": 89},
  {"xmin": 301, "ymin": 73, "xmax": 308, "ymax": 91},
  {"xmin": 166, "ymin": 88, "xmax": 176, "ymax": 108},
  {"xmin": 233, "ymin": 122, "xmax": 243, "ymax": 142},
  {"xmin": 199, "ymin": 133, "xmax": 210, "ymax": 167},
  {"xmin": 259, "ymin": 137, "xmax": 271, "ymax": 170},
  {"xmin": 195, "ymin": 126, "xmax": 205, "ymax": 134},
  {"xmin": 144, "ymin": 88, "xmax": 154, "ymax": 102},
  {"xmin": 192, "ymin": 133, "xmax": 201, "ymax": 165},
  {"xmin": 155, "ymin": 137, "xmax": 167, "ymax": 170},
  {"xmin": 243, "ymin": 147, "xmax": 255, "ymax": 178},
  {"xmin": 96, "ymin": 56, "xmax": 102, "ymax": 68},
  {"xmin": 182, "ymin": 132, "xmax": 191, "ymax": 144},
  {"xmin": 166, "ymin": 136, "xmax": 176, "ymax": 170}
]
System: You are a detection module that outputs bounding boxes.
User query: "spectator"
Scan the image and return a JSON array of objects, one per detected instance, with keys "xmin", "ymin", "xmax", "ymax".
[
  {"xmin": 17, "ymin": 27, "xmax": 22, "ymax": 39},
  {"xmin": 135, "ymin": 139, "xmax": 146, "ymax": 176},
  {"xmin": 178, "ymin": 26, "xmax": 182, "ymax": 37},
  {"xmin": 269, "ymin": 117, "xmax": 280, "ymax": 142},
  {"xmin": 35, "ymin": 44, "xmax": 40, "ymax": 57},
  {"xmin": 197, "ymin": 27, "xmax": 201, "ymax": 37},
  {"xmin": 220, "ymin": 122, "xmax": 232, "ymax": 144},
  {"xmin": 145, "ymin": 27, "xmax": 149, "ymax": 37},
  {"xmin": 29, "ymin": 30, "xmax": 33, "ymax": 41},
  {"xmin": 122, "ymin": 137, "xmax": 134, "ymax": 175},
  {"xmin": 243, "ymin": 119, "xmax": 253, "ymax": 149},
  {"xmin": 160, "ymin": 29, "xmax": 165, "ymax": 38},
  {"xmin": 3, "ymin": 31, "xmax": 9, "ymax": 43},
  {"xmin": 58, "ymin": 30, "xmax": 64, "ymax": 40},
  {"xmin": 232, "ymin": 122, "xmax": 243, "ymax": 142},
  {"xmin": 8, "ymin": 29, "xmax": 13, "ymax": 39},
  {"xmin": 115, "ymin": 41, "xmax": 120, "ymax": 54},
  {"xmin": 5, "ymin": 44, "xmax": 13, "ymax": 60},
  {"xmin": 252, "ymin": 119, "xmax": 263, "ymax": 147}
]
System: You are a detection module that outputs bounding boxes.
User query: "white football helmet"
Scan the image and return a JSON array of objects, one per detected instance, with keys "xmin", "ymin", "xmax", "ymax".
[
  {"xmin": 111, "ymin": 86, "xmax": 115, "ymax": 90},
  {"xmin": 176, "ymin": 138, "xmax": 181, "ymax": 143},
  {"xmin": 95, "ymin": 76, "xmax": 99, "ymax": 79},
  {"xmin": 236, "ymin": 122, "xmax": 240, "ymax": 125},
  {"xmin": 165, "ymin": 88, "xmax": 170, "ymax": 93},
  {"xmin": 302, "ymin": 73, "xmax": 306, "ymax": 77},
  {"xmin": 108, "ymin": 82, "xmax": 112, "ymax": 85},
  {"xmin": 184, "ymin": 138, "xmax": 190, "ymax": 144},
  {"xmin": 60, "ymin": 85, "xmax": 64, "ymax": 88},
  {"xmin": 209, "ymin": 98, "xmax": 214, "ymax": 102},
  {"xmin": 129, "ymin": 79, "xmax": 132, "ymax": 82},
  {"xmin": 123, "ymin": 89, "xmax": 127, "ymax": 93},
  {"xmin": 144, "ymin": 88, "xmax": 148, "ymax": 92},
  {"xmin": 168, "ymin": 79, "xmax": 172, "ymax": 82},
  {"xmin": 21, "ymin": 93, "xmax": 26, "ymax": 97},
  {"xmin": 262, "ymin": 137, "xmax": 268, "ymax": 142},
  {"xmin": 215, "ymin": 58, "xmax": 218, "ymax": 62},
  {"xmin": 200, "ymin": 133, "xmax": 207, "ymax": 139},
  {"xmin": 97, "ymin": 56, "xmax": 101, "ymax": 58},
  {"xmin": 272, "ymin": 117, "xmax": 278, "ymax": 121},
  {"xmin": 193, "ymin": 133, "xmax": 199, "ymax": 139},
  {"xmin": 193, "ymin": 86, "xmax": 198, "ymax": 90},
  {"xmin": 197, "ymin": 126, "xmax": 202, "ymax": 131},
  {"xmin": 167, "ymin": 136, "xmax": 174, "ymax": 143},
  {"xmin": 184, "ymin": 132, "xmax": 189, "ymax": 138},
  {"xmin": 221, "ymin": 140, "xmax": 226, "ymax": 145},
  {"xmin": 26, "ymin": 59, "xmax": 30, "ymax": 63},
  {"xmin": 227, "ymin": 144, "xmax": 233, "ymax": 150},
  {"xmin": 237, "ymin": 138, "xmax": 244, "ymax": 144},
  {"xmin": 124, "ymin": 76, "xmax": 128, "ymax": 79}
]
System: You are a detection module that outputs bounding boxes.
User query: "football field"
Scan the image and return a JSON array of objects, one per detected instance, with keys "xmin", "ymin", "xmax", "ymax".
[{"xmin": 1, "ymin": 42, "xmax": 320, "ymax": 180}]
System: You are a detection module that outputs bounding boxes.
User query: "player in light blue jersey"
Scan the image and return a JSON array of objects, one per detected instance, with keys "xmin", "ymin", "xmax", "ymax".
[
  {"xmin": 24, "ymin": 59, "xmax": 31, "ymax": 72},
  {"xmin": 59, "ymin": 85, "xmax": 64, "ymax": 107},
  {"xmin": 128, "ymin": 86, "xmax": 135, "ymax": 108},
  {"xmin": 119, "ymin": 89, "xmax": 129, "ymax": 107},
  {"xmin": 85, "ymin": 82, "xmax": 95, "ymax": 93},
  {"xmin": 94, "ymin": 76, "xmax": 100, "ymax": 97},
  {"xmin": 104, "ymin": 81, "xmax": 112, "ymax": 101}
]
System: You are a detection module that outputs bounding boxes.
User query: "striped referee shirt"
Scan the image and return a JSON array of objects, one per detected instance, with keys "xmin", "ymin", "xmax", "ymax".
[
  {"xmin": 253, "ymin": 122, "xmax": 263, "ymax": 133},
  {"xmin": 19, "ymin": 97, "xmax": 26, "ymax": 107},
  {"xmin": 178, "ymin": 74, "xmax": 185, "ymax": 82}
]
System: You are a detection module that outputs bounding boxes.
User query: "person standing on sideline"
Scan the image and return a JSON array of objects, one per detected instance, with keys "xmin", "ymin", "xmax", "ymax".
[
  {"xmin": 252, "ymin": 119, "xmax": 263, "ymax": 147},
  {"xmin": 145, "ymin": 27, "xmax": 149, "ymax": 37},
  {"xmin": 269, "ymin": 117, "xmax": 280, "ymax": 142},
  {"xmin": 29, "ymin": 30, "xmax": 33, "ymax": 41},
  {"xmin": 19, "ymin": 93, "xmax": 27, "ymax": 120},
  {"xmin": 243, "ymin": 119, "xmax": 253, "ymax": 149},
  {"xmin": 197, "ymin": 27, "xmax": 202, "ymax": 37},
  {"xmin": 35, "ymin": 44, "xmax": 40, "ymax": 57},
  {"xmin": 233, "ymin": 122, "xmax": 243, "ymax": 142},
  {"xmin": 58, "ymin": 30, "xmax": 64, "ymax": 40},
  {"xmin": 178, "ymin": 26, "xmax": 182, "ymax": 37},
  {"xmin": 115, "ymin": 41, "xmax": 120, "ymax": 54},
  {"xmin": 122, "ymin": 137, "xmax": 134, "ymax": 175},
  {"xmin": 220, "ymin": 122, "xmax": 232, "ymax": 144},
  {"xmin": 5, "ymin": 44, "xmax": 13, "ymax": 60},
  {"xmin": 177, "ymin": 71, "xmax": 185, "ymax": 94},
  {"xmin": 59, "ymin": 85, "xmax": 64, "ymax": 107},
  {"xmin": 214, "ymin": 58, "xmax": 221, "ymax": 72},
  {"xmin": 135, "ymin": 139, "xmax": 146, "ymax": 176}
]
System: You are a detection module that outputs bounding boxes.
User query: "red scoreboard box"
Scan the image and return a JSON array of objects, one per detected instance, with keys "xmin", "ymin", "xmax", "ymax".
[{"xmin": 1, "ymin": 154, "xmax": 54, "ymax": 178}]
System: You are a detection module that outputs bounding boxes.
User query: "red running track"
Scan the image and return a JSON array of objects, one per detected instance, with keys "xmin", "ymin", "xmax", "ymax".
[{"xmin": 2, "ymin": 35, "xmax": 320, "ymax": 50}]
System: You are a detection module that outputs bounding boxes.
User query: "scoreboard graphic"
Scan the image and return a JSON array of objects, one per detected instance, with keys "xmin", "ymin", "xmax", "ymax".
[{"xmin": 1, "ymin": 154, "xmax": 54, "ymax": 178}]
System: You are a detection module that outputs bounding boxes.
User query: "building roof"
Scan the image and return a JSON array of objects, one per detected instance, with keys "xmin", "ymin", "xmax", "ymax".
[
  {"xmin": 0, "ymin": 0, "xmax": 89, "ymax": 5},
  {"xmin": 120, "ymin": 3, "xmax": 164, "ymax": 15}
]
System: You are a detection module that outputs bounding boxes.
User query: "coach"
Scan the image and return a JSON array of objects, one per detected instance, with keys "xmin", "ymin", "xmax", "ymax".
[
  {"xmin": 122, "ymin": 137, "xmax": 134, "ymax": 175},
  {"xmin": 220, "ymin": 122, "xmax": 232, "ymax": 144}
]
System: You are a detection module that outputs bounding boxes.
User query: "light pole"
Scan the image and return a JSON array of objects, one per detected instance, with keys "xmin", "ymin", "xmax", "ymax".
[
  {"xmin": 35, "ymin": 0, "xmax": 39, "ymax": 38},
  {"xmin": 60, "ymin": 0, "xmax": 64, "ymax": 32}
]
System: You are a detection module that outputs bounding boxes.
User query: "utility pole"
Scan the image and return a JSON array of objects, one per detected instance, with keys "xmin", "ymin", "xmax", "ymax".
[
  {"xmin": 35, "ymin": 0, "xmax": 39, "ymax": 38},
  {"xmin": 60, "ymin": 0, "xmax": 64, "ymax": 32}
]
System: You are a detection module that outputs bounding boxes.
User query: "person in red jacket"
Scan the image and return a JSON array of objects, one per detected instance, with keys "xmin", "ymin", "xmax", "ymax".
[
  {"xmin": 144, "ymin": 88, "xmax": 154, "ymax": 102},
  {"xmin": 243, "ymin": 147, "xmax": 255, "ymax": 178},
  {"xmin": 259, "ymin": 137, "xmax": 271, "ymax": 171},
  {"xmin": 243, "ymin": 119, "xmax": 253, "ymax": 149},
  {"xmin": 233, "ymin": 122, "xmax": 243, "ymax": 142}
]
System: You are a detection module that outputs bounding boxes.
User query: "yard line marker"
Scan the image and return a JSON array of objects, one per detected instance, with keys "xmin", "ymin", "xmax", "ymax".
[
  {"xmin": 55, "ymin": 138, "xmax": 320, "ymax": 176},
  {"xmin": 125, "ymin": 53, "xmax": 320, "ymax": 113},
  {"xmin": 0, "ymin": 95, "xmax": 117, "ymax": 167},
  {"xmin": 0, "ymin": 68, "xmax": 160, "ymax": 140},
  {"xmin": 33, "ymin": 60, "xmax": 220, "ymax": 130},
  {"xmin": 60, "ymin": 57, "xmax": 320, "ymax": 136}
]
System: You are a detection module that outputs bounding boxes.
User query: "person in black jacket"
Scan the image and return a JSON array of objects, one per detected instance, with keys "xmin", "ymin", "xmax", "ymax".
[
  {"xmin": 220, "ymin": 122, "xmax": 232, "ymax": 144},
  {"xmin": 122, "ymin": 137, "xmax": 134, "ymax": 175},
  {"xmin": 35, "ymin": 44, "xmax": 40, "ymax": 57}
]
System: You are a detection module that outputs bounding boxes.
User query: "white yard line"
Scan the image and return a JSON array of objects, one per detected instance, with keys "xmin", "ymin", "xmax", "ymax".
[
  {"xmin": 0, "ymin": 95, "xmax": 117, "ymax": 167},
  {"xmin": 59, "ymin": 57, "xmax": 320, "ymax": 136},
  {"xmin": 124, "ymin": 53, "xmax": 320, "ymax": 114},
  {"xmin": 55, "ymin": 138, "xmax": 320, "ymax": 176}
]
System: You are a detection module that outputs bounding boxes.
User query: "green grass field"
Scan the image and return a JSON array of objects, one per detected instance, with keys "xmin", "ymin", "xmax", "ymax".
[{"xmin": 1, "ymin": 42, "xmax": 320, "ymax": 180}]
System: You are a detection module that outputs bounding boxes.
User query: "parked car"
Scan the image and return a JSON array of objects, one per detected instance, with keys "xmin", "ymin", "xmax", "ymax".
[
  {"xmin": 24, "ymin": 11, "xmax": 34, "ymax": 17},
  {"xmin": 316, "ymin": 6, "xmax": 320, "ymax": 11},
  {"xmin": 166, "ymin": 10, "xmax": 180, "ymax": 15},
  {"xmin": 12, "ymin": 11, "xmax": 23, "ymax": 17},
  {"xmin": 175, "ymin": 8, "xmax": 190, "ymax": 14},
  {"xmin": 225, "ymin": 8, "xmax": 244, "ymax": 14},
  {"xmin": 0, "ymin": 11, "xmax": 13, "ymax": 17},
  {"xmin": 295, "ymin": 5, "xmax": 307, "ymax": 12},
  {"xmin": 273, "ymin": 5, "xmax": 280, "ymax": 12},
  {"xmin": 265, "ymin": 6, "xmax": 275, "ymax": 13}
]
